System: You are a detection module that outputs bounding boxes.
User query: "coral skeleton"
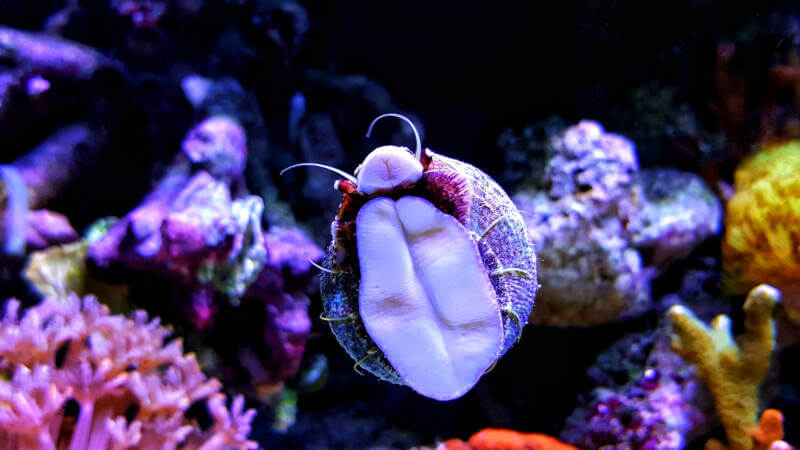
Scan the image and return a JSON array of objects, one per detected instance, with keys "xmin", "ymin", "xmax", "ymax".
[
  {"xmin": 0, "ymin": 294, "xmax": 256, "ymax": 449},
  {"xmin": 667, "ymin": 284, "xmax": 779, "ymax": 450}
]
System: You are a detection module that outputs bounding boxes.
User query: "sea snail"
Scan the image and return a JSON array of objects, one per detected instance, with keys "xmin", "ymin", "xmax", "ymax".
[{"xmin": 283, "ymin": 114, "xmax": 538, "ymax": 400}]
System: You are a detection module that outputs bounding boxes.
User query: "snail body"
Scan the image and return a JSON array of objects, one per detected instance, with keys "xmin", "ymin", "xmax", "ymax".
[{"xmin": 291, "ymin": 115, "xmax": 537, "ymax": 400}]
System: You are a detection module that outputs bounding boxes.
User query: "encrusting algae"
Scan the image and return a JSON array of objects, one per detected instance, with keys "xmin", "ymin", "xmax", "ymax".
[{"xmin": 667, "ymin": 284, "xmax": 779, "ymax": 450}]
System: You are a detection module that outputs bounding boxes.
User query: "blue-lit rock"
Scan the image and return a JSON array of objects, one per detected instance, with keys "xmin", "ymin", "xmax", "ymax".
[{"xmin": 512, "ymin": 121, "xmax": 721, "ymax": 326}]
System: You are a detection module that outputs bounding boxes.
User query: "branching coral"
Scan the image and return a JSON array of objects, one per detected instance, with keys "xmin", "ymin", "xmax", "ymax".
[
  {"xmin": 0, "ymin": 294, "xmax": 256, "ymax": 449},
  {"xmin": 723, "ymin": 140, "xmax": 800, "ymax": 322},
  {"xmin": 667, "ymin": 284, "xmax": 779, "ymax": 450}
]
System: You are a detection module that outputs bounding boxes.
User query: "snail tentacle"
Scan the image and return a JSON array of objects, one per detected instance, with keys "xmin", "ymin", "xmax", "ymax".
[
  {"xmin": 479, "ymin": 211, "xmax": 519, "ymax": 241},
  {"xmin": 483, "ymin": 359, "xmax": 499, "ymax": 375},
  {"xmin": 319, "ymin": 313, "xmax": 357, "ymax": 322},
  {"xmin": 353, "ymin": 348, "xmax": 379, "ymax": 375},
  {"xmin": 280, "ymin": 163, "xmax": 357, "ymax": 184},
  {"xmin": 501, "ymin": 307, "xmax": 525, "ymax": 343},
  {"xmin": 308, "ymin": 257, "xmax": 341, "ymax": 275},
  {"xmin": 366, "ymin": 113, "xmax": 422, "ymax": 161},
  {"xmin": 492, "ymin": 267, "xmax": 534, "ymax": 278}
]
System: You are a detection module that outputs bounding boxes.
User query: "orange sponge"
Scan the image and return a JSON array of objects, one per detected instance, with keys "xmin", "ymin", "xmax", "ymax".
[
  {"xmin": 442, "ymin": 428, "xmax": 577, "ymax": 450},
  {"xmin": 750, "ymin": 409, "xmax": 788, "ymax": 450}
]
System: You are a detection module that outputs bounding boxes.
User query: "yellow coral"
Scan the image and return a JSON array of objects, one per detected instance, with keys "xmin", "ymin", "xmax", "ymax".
[
  {"xmin": 24, "ymin": 240, "xmax": 89, "ymax": 299},
  {"xmin": 667, "ymin": 284, "xmax": 779, "ymax": 450},
  {"xmin": 723, "ymin": 141, "xmax": 800, "ymax": 321},
  {"xmin": 24, "ymin": 240, "xmax": 130, "ymax": 310}
]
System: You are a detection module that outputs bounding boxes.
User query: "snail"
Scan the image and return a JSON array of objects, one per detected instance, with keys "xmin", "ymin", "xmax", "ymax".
[{"xmin": 283, "ymin": 114, "xmax": 537, "ymax": 400}]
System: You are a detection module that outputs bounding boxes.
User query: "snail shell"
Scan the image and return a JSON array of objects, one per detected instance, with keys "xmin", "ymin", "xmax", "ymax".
[{"xmin": 319, "ymin": 131, "xmax": 537, "ymax": 400}]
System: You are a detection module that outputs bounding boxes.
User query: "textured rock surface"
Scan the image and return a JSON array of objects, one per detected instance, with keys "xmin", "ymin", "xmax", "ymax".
[
  {"xmin": 513, "ymin": 121, "xmax": 651, "ymax": 326},
  {"xmin": 84, "ymin": 115, "xmax": 321, "ymax": 392},
  {"xmin": 88, "ymin": 116, "xmax": 265, "ymax": 300},
  {"xmin": 632, "ymin": 169, "xmax": 722, "ymax": 269},
  {"xmin": 561, "ymin": 329, "xmax": 703, "ymax": 449},
  {"xmin": 511, "ymin": 121, "xmax": 721, "ymax": 326}
]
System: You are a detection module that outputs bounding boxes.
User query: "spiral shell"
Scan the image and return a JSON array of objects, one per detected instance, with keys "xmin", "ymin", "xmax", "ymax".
[{"xmin": 319, "ymin": 141, "xmax": 537, "ymax": 400}]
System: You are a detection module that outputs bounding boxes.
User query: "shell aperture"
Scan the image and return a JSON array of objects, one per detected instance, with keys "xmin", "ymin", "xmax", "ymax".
[{"xmin": 356, "ymin": 196, "xmax": 503, "ymax": 400}]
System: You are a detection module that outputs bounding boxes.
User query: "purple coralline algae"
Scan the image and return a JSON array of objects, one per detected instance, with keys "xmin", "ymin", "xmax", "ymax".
[
  {"xmin": 0, "ymin": 294, "xmax": 256, "ymax": 449},
  {"xmin": 0, "ymin": 26, "xmax": 113, "ymax": 81},
  {"xmin": 1, "ymin": 124, "xmax": 89, "ymax": 254},
  {"xmin": 512, "ymin": 120, "xmax": 721, "ymax": 326},
  {"xmin": 631, "ymin": 169, "xmax": 722, "ymax": 270},
  {"xmin": 88, "ymin": 116, "xmax": 265, "ymax": 302},
  {"xmin": 111, "ymin": 0, "xmax": 168, "ymax": 29},
  {"xmin": 7, "ymin": 123, "xmax": 95, "ymax": 210},
  {"xmin": 560, "ymin": 329, "xmax": 703, "ymax": 449},
  {"xmin": 180, "ymin": 74, "xmax": 295, "ymax": 228},
  {"xmin": 22, "ymin": 209, "xmax": 78, "ymax": 250},
  {"xmin": 85, "ymin": 112, "xmax": 321, "ymax": 388},
  {"xmin": 243, "ymin": 226, "xmax": 322, "ymax": 384}
]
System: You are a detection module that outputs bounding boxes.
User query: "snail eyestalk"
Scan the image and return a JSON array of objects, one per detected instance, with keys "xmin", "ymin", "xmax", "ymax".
[
  {"xmin": 366, "ymin": 113, "xmax": 422, "ymax": 161},
  {"xmin": 280, "ymin": 163, "xmax": 357, "ymax": 185}
]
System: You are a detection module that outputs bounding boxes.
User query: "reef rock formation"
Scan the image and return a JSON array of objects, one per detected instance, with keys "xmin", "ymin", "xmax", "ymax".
[
  {"xmin": 511, "ymin": 120, "xmax": 721, "ymax": 326},
  {"xmin": 88, "ymin": 116, "xmax": 264, "ymax": 302},
  {"xmin": 561, "ymin": 328, "xmax": 703, "ymax": 448},
  {"xmin": 85, "ymin": 114, "xmax": 321, "ymax": 391}
]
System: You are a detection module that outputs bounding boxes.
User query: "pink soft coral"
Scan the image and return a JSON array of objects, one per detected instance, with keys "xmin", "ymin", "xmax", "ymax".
[{"xmin": 0, "ymin": 294, "xmax": 256, "ymax": 449}]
